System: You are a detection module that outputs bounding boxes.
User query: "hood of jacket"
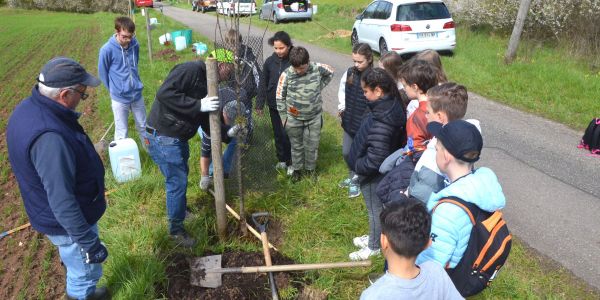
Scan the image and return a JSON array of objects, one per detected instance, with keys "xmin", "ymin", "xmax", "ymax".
[{"xmin": 428, "ymin": 167, "xmax": 506, "ymax": 212}]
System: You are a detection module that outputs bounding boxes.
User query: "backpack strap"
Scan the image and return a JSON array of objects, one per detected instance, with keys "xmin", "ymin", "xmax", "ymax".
[{"xmin": 431, "ymin": 196, "xmax": 479, "ymax": 225}]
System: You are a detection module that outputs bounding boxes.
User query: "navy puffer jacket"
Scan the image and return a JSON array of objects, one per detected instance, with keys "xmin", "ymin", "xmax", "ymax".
[
  {"xmin": 341, "ymin": 67, "xmax": 369, "ymax": 137},
  {"xmin": 346, "ymin": 93, "xmax": 406, "ymax": 184}
]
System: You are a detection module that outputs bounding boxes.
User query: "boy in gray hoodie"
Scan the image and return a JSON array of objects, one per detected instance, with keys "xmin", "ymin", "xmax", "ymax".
[{"xmin": 98, "ymin": 16, "xmax": 146, "ymax": 143}]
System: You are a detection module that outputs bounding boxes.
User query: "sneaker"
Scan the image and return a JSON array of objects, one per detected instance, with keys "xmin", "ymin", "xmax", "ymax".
[
  {"xmin": 65, "ymin": 286, "xmax": 110, "ymax": 300},
  {"xmin": 368, "ymin": 273, "xmax": 384, "ymax": 285},
  {"xmin": 199, "ymin": 176, "xmax": 212, "ymax": 190},
  {"xmin": 170, "ymin": 231, "xmax": 197, "ymax": 248},
  {"xmin": 338, "ymin": 177, "xmax": 352, "ymax": 188},
  {"xmin": 286, "ymin": 166, "xmax": 295, "ymax": 176},
  {"xmin": 352, "ymin": 235, "xmax": 369, "ymax": 249},
  {"xmin": 349, "ymin": 247, "xmax": 380, "ymax": 261},
  {"xmin": 348, "ymin": 183, "xmax": 361, "ymax": 198},
  {"xmin": 275, "ymin": 162, "xmax": 288, "ymax": 170}
]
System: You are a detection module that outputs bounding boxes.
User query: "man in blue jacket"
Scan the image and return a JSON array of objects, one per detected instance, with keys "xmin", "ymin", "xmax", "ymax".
[
  {"xmin": 98, "ymin": 16, "xmax": 146, "ymax": 144},
  {"xmin": 7, "ymin": 57, "xmax": 109, "ymax": 300}
]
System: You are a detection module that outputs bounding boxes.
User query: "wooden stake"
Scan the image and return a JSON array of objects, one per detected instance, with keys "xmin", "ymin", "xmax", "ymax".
[
  {"xmin": 144, "ymin": 8, "xmax": 153, "ymax": 63},
  {"xmin": 504, "ymin": 0, "xmax": 533, "ymax": 64}
]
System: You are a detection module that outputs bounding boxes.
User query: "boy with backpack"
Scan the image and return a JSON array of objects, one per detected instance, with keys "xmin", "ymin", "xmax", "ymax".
[
  {"xmin": 360, "ymin": 199, "xmax": 463, "ymax": 300},
  {"xmin": 417, "ymin": 120, "xmax": 510, "ymax": 297}
]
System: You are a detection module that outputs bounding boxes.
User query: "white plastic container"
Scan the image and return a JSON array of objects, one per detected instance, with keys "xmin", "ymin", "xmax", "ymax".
[
  {"xmin": 159, "ymin": 33, "xmax": 172, "ymax": 45},
  {"xmin": 174, "ymin": 36, "xmax": 187, "ymax": 51},
  {"xmin": 108, "ymin": 138, "xmax": 142, "ymax": 183},
  {"xmin": 150, "ymin": 17, "xmax": 158, "ymax": 25},
  {"xmin": 313, "ymin": 5, "xmax": 317, "ymax": 14}
]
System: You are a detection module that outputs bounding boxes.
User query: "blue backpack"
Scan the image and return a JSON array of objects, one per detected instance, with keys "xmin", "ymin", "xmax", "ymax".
[{"xmin": 578, "ymin": 118, "xmax": 600, "ymax": 155}]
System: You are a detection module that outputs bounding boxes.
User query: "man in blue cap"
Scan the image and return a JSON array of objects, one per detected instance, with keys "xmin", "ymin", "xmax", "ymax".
[{"xmin": 7, "ymin": 57, "xmax": 109, "ymax": 300}]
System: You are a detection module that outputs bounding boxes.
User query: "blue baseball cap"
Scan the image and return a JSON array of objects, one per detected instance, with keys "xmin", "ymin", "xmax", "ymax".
[
  {"xmin": 37, "ymin": 57, "xmax": 100, "ymax": 88},
  {"xmin": 427, "ymin": 120, "xmax": 483, "ymax": 163}
]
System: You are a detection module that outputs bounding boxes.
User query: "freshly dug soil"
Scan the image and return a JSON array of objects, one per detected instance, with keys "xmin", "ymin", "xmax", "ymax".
[{"xmin": 164, "ymin": 251, "xmax": 302, "ymax": 299}]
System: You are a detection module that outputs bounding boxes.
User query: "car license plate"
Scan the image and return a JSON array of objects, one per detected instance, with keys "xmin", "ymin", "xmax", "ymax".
[{"xmin": 417, "ymin": 32, "xmax": 438, "ymax": 39}]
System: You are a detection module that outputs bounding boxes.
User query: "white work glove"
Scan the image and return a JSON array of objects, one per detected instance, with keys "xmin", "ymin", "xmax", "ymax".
[
  {"xmin": 227, "ymin": 125, "xmax": 241, "ymax": 137},
  {"xmin": 200, "ymin": 96, "xmax": 219, "ymax": 112}
]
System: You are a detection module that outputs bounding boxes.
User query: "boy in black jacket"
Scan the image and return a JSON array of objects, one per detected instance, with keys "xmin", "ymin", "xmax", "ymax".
[{"xmin": 145, "ymin": 61, "xmax": 219, "ymax": 247}]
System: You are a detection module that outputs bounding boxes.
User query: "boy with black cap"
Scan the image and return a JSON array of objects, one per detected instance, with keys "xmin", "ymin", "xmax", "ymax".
[{"xmin": 416, "ymin": 120, "xmax": 506, "ymax": 269}]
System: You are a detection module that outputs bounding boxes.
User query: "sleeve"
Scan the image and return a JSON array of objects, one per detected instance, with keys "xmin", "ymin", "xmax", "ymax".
[
  {"xmin": 134, "ymin": 41, "xmax": 140, "ymax": 67},
  {"xmin": 275, "ymin": 71, "xmax": 289, "ymax": 120},
  {"xmin": 256, "ymin": 60, "xmax": 270, "ymax": 110},
  {"xmin": 98, "ymin": 46, "xmax": 110, "ymax": 90},
  {"xmin": 30, "ymin": 132, "xmax": 99, "ymax": 251},
  {"xmin": 155, "ymin": 64, "xmax": 205, "ymax": 120},
  {"xmin": 408, "ymin": 166, "xmax": 445, "ymax": 203},
  {"xmin": 317, "ymin": 63, "xmax": 335, "ymax": 88},
  {"xmin": 337, "ymin": 71, "xmax": 347, "ymax": 112},
  {"xmin": 416, "ymin": 203, "xmax": 465, "ymax": 267}
]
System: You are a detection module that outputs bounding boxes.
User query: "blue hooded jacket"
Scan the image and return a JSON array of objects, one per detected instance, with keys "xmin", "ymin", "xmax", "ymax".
[
  {"xmin": 416, "ymin": 167, "xmax": 505, "ymax": 268},
  {"xmin": 98, "ymin": 35, "xmax": 143, "ymax": 104}
]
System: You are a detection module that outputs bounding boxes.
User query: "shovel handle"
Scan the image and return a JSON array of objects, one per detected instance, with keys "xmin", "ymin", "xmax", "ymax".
[
  {"xmin": 208, "ymin": 260, "xmax": 372, "ymax": 274},
  {"xmin": 225, "ymin": 204, "xmax": 278, "ymax": 251},
  {"xmin": 261, "ymin": 232, "xmax": 273, "ymax": 266},
  {"xmin": 0, "ymin": 223, "xmax": 31, "ymax": 240}
]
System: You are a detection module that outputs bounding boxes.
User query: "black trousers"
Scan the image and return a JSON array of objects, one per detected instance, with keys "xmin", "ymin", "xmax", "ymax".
[{"xmin": 268, "ymin": 106, "xmax": 291, "ymax": 164}]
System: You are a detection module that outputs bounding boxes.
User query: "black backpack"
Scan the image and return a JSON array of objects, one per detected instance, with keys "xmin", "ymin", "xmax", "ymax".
[
  {"xmin": 432, "ymin": 196, "xmax": 512, "ymax": 297},
  {"xmin": 579, "ymin": 118, "xmax": 600, "ymax": 154}
]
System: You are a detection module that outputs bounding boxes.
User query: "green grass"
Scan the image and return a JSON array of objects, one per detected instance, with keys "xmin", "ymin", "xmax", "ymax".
[{"xmin": 0, "ymin": 6, "xmax": 598, "ymax": 300}]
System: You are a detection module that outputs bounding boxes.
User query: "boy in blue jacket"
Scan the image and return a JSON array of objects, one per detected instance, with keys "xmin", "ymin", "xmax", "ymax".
[
  {"xmin": 98, "ymin": 16, "xmax": 146, "ymax": 143},
  {"xmin": 416, "ymin": 120, "xmax": 506, "ymax": 268}
]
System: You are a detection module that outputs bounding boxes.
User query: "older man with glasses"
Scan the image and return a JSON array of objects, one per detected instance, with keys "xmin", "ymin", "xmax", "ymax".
[
  {"xmin": 7, "ymin": 57, "xmax": 109, "ymax": 300},
  {"xmin": 98, "ymin": 16, "xmax": 147, "ymax": 147}
]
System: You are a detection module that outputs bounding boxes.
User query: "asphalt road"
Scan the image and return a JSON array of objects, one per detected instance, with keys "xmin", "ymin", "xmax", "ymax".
[{"xmin": 156, "ymin": 4, "xmax": 600, "ymax": 290}]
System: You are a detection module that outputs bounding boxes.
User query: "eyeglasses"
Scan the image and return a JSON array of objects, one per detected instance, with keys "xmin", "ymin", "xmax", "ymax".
[
  {"xmin": 67, "ymin": 88, "xmax": 89, "ymax": 100},
  {"xmin": 118, "ymin": 33, "xmax": 135, "ymax": 40}
]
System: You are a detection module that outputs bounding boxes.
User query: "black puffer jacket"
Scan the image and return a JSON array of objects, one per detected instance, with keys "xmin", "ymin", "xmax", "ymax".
[
  {"xmin": 256, "ymin": 49, "xmax": 292, "ymax": 110},
  {"xmin": 146, "ymin": 61, "xmax": 209, "ymax": 141},
  {"xmin": 346, "ymin": 93, "xmax": 406, "ymax": 183},
  {"xmin": 341, "ymin": 67, "xmax": 370, "ymax": 137}
]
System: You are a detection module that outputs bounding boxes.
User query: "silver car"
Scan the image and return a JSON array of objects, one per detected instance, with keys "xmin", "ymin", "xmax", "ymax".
[{"xmin": 259, "ymin": 0, "xmax": 313, "ymax": 23}]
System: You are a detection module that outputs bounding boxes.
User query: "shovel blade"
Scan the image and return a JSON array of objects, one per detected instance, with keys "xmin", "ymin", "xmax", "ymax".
[{"xmin": 190, "ymin": 255, "xmax": 222, "ymax": 288}]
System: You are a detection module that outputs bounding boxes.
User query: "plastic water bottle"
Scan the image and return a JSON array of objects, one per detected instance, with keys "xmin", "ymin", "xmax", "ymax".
[{"xmin": 108, "ymin": 138, "xmax": 142, "ymax": 183}]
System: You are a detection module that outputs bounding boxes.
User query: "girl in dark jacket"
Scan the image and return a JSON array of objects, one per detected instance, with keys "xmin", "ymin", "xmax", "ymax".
[
  {"xmin": 256, "ymin": 31, "xmax": 293, "ymax": 169},
  {"xmin": 337, "ymin": 43, "xmax": 373, "ymax": 198},
  {"xmin": 346, "ymin": 68, "xmax": 407, "ymax": 260}
]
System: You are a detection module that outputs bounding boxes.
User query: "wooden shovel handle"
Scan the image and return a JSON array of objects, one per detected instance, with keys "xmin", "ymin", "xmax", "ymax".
[
  {"xmin": 210, "ymin": 260, "xmax": 372, "ymax": 274},
  {"xmin": 260, "ymin": 232, "xmax": 273, "ymax": 266}
]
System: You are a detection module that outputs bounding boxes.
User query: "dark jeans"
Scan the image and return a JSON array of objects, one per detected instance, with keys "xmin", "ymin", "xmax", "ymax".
[
  {"xmin": 269, "ymin": 106, "xmax": 291, "ymax": 163},
  {"xmin": 145, "ymin": 132, "xmax": 189, "ymax": 235},
  {"xmin": 361, "ymin": 175, "xmax": 384, "ymax": 250}
]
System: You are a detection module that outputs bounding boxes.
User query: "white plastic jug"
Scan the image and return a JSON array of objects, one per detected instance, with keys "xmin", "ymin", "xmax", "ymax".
[
  {"xmin": 175, "ymin": 36, "xmax": 187, "ymax": 51},
  {"xmin": 159, "ymin": 33, "xmax": 172, "ymax": 45},
  {"xmin": 108, "ymin": 138, "xmax": 142, "ymax": 183},
  {"xmin": 150, "ymin": 17, "xmax": 158, "ymax": 25}
]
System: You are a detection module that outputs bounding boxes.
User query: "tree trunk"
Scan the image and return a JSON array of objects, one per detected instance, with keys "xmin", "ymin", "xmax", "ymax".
[{"xmin": 504, "ymin": 0, "xmax": 533, "ymax": 64}]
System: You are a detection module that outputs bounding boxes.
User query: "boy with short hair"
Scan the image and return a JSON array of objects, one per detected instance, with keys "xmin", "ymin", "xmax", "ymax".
[
  {"xmin": 360, "ymin": 199, "xmax": 463, "ymax": 300},
  {"xmin": 416, "ymin": 120, "xmax": 505, "ymax": 270},
  {"xmin": 276, "ymin": 46, "xmax": 334, "ymax": 180},
  {"xmin": 98, "ymin": 16, "xmax": 146, "ymax": 143},
  {"xmin": 408, "ymin": 82, "xmax": 476, "ymax": 203}
]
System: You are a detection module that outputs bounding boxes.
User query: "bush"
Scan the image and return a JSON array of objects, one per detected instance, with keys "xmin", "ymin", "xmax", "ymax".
[
  {"xmin": 445, "ymin": 0, "xmax": 600, "ymax": 58},
  {"xmin": 7, "ymin": 0, "xmax": 129, "ymax": 13}
]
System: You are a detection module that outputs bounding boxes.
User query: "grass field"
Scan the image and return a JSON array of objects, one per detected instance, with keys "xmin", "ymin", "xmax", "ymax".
[{"xmin": 0, "ymin": 5, "xmax": 599, "ymax": 300}]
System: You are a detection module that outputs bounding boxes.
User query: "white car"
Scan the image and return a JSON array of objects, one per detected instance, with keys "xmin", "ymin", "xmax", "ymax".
[
  {"xmin": 259, "ymin": 0, "xmax": 313, "ymax": 23},
  {"xmin": 351, "ymin": 0, "xmax": 456, "ymax": 55},
  {"xmin": 217, "ymin": 0, "xmax": 257, "ymax": 16}
]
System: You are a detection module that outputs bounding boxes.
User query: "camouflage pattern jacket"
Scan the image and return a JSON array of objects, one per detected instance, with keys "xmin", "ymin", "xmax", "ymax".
[{"xmin": 276, "ymin": 62, "xmax": 334, "ymax": 121}]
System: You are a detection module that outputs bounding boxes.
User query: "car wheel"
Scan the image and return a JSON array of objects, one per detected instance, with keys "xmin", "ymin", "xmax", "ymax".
[
  {"xmin": 379, "ymin": 38, "xmax": 388, "ymax": 56},
  {"xmin": 273, "ymin": 13, "xmax": 279, "ymax": 24},
  {"xmin": 351, "ymin": 30, "xmax": 358, "ymax": 46}
]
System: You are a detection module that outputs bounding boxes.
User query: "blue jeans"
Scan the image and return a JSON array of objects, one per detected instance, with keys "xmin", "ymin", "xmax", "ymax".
[
  {"xmin": 46, "ymin": 224, "xmax": 102, "ymax": 300},
  {"xmin": 145, "ymin": 132, "xmax": 189, "ymax": 234},
  {"xmin": 198, "ymin": 127, "xmax": 236, "ymax": 176}
]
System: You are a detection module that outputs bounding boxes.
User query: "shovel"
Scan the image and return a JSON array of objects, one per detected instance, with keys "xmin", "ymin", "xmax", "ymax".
[
  {"xmin": 0, "ymin": 223, "xmax": 31, "ymax": 240},
  {"xmin": 93, "ymin": 121, "xmax": 114, "ymax": 154},
  {"xmin": 251, "ymin": 212, "xmax": 279, "ymax": 300},
  {"xmin": 190, "ymin": 255, "xmax": 371, "ymax": 288}
]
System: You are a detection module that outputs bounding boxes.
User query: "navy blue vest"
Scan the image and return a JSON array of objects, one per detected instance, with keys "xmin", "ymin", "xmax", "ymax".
[
  {"xmin": 7, "ymin": 87, "xmax": 106, "ymax": 235},
  {"xmin": 342, "ymin": 67, "xmax": 369, "ymax": 137}
]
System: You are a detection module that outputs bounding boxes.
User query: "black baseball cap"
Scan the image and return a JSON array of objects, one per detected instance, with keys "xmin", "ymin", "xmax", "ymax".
[
  {"xmin": 427, "ymin": 120, "xmax": 483, "ymax": 163},
  {"xmin": 37, "ymin": 57, "xmax": 100, "ymax": 88}
]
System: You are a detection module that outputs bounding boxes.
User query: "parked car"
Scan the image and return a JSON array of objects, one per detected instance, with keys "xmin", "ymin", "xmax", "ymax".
[
  {"xmin": 351, "ymin": 0, "xmax": 456, "ymax": 55},
  {"xmin": 135, "ymin": 0, "xmax": 153, "ymax": 8},
  {"xmin": 217, "ymin": 0, "xmax": 257, "ymax": 16},
  {"xmin": 193, "ymin": 0, "xmax": 217, "ymax": 13},
  {"xmin": 259, "ymin": 0, "xmax": 313, "ymax": 24}
]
